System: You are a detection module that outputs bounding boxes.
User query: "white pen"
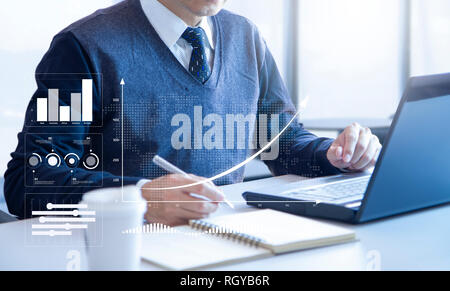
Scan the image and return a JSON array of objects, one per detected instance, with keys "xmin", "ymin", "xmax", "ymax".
[{"xmin": 152, "ymin": 155, "xmax": 234, "ymax": 208}]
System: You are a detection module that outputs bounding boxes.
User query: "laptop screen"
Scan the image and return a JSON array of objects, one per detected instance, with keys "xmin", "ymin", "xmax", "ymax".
[{"xmin": 358, "ymin": 76, "xmax": 450, "ymax": 222}]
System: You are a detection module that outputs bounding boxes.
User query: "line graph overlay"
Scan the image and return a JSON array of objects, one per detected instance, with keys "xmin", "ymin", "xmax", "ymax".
[
  {"xmin": 119, "ymin": 76, "xmax": 310, "ymax": 202},
  {"xmin": 141, "ymin": 110, "xmax": 300, "ymax": 192}
]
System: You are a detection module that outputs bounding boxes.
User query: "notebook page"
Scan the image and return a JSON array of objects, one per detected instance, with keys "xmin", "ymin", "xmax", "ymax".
[
  {"xmin": 140, "ymin": 226, "xmax": 271, "ymax": 270},
  {"xmin": 202, "ymin": 210, "xmax": 355, "ymax": 253}
]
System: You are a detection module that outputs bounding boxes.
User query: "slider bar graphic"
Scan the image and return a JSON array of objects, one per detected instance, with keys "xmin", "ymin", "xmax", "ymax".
[
  {"xmin": 30, "ymin": 203, "xmax": 96, "ymax": 237},
  {"xmin": 32, "ymin": 230, "xmax": 72, "ymax": 236},
  {"xmin": 46, "ymin": 203, "xmax": 88, "ymax": 209},
  {"xmin": 32, "ymin": 224, "xmax": 88, "ymax": 230},
  {"xmin": 38, "ymin": 217, "xmax": 96, "ymax": 223},
  {"xmin": 32, "ymin": 210, "xmax": 96, "ymax": 216}
]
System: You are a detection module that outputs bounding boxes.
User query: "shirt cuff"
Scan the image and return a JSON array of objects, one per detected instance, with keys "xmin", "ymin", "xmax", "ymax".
[
  {"xmin": 315, "ymin": 138, "xmax": 342, "ymax": 176},
  {"xmin": 136, "ymin": 179, "xmax": 152, "ymax": 192}
]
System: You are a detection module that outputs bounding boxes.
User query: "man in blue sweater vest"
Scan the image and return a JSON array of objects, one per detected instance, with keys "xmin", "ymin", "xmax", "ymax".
[{"xmin": 4, "ymin": 0, "xmax": 381, "ymax": 225}]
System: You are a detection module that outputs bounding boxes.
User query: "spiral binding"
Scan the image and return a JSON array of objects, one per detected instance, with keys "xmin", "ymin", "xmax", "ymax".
[{"xmin": 189, "ymin": 220, "xmax": 264, "ymax": 247}]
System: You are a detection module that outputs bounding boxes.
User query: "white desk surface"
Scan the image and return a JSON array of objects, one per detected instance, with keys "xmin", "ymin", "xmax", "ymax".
[{"xmin": 1, "ymin": 175, "xmax": 449, "ymax": 271}]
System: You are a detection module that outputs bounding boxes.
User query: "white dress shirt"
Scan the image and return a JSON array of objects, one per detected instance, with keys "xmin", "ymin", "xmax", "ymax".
[
  {"xmin": 137, "ymin": 0, "xmax": 215, "ymax": 190},
  {"xmin": 140, "ymin": 0, "xmax": 215, "ymax": 71}
]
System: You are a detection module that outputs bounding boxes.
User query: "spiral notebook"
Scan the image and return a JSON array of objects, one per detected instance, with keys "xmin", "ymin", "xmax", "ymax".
[{"xmin": 140, "ymin": 210, "xmax": 355, "ymax": 270}]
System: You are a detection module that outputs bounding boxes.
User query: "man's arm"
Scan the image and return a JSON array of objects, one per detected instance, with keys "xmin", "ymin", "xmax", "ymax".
[
  {"xmin": 256, "ymin": 41, "xmax": 340, "ymax": 177},
  {"xmin": 256, "ymin": 42, "xmax": 380, "ymax": 177},
  {"xmin": 3, "ymin": 32, "xmax": 141, "ymax": 218}
]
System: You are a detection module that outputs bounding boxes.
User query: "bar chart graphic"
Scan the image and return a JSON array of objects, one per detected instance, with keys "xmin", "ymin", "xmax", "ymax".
[
  {"xmin": 36, "ymin": 79, "xmax": 92, "ymax": 123},
  {"xmin": 29, "ymin": 74, "xmax": 102, "ymax": 126}
]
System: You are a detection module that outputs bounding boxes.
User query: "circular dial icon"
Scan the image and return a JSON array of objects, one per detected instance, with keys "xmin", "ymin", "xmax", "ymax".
[
  {"xmin": 46, "ymin": 153, "xmax": 61, "ymax": 168},
  {"xmin": 64, "ymin": 153, "xmax": 80, "ymax": 168},
  {"xmin": 27, "ymin": 153, "xmax": 42, "ymax": 168},
  {"xmin": 83, "ymin": 153, "xmax": 99, "ymax": 170}
]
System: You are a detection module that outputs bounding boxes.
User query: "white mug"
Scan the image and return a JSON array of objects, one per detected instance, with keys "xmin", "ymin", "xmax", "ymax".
[{"xmin": 81, "ymin": 185, "xmax": 146, "ymax": 271}]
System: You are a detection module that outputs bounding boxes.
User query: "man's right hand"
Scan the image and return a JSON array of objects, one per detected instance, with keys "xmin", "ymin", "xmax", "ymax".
[{"xmin": 141, "ymin": 174, "xmax": 224, "ymax": 226}]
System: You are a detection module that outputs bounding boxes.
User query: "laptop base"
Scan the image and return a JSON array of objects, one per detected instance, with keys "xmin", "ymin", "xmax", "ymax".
[{"xmin": 243, "ymin": 192, "xmax": 359, "ymax": 224}]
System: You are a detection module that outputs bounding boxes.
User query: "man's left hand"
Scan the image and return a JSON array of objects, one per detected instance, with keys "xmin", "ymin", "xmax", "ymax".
[{"xmin": 327, "ymin": 123, "xmax": 382, "ymax": 172}]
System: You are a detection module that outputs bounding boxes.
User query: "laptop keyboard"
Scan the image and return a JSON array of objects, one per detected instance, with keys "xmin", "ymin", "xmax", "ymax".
[{"xmin": 283, "ymin": 176, "xmax": 371, "ymax": 204}]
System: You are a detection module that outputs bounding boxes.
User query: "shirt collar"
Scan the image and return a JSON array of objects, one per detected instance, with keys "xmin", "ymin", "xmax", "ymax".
[{"xmin": 140, "ymin": 0, "xmax": 214, "ymax": 50}]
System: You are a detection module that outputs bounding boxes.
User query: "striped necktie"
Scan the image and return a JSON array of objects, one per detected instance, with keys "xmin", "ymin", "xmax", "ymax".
[{"xmin": 181, "ymin": 27, "xmax": 212, "ymax": 84}]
